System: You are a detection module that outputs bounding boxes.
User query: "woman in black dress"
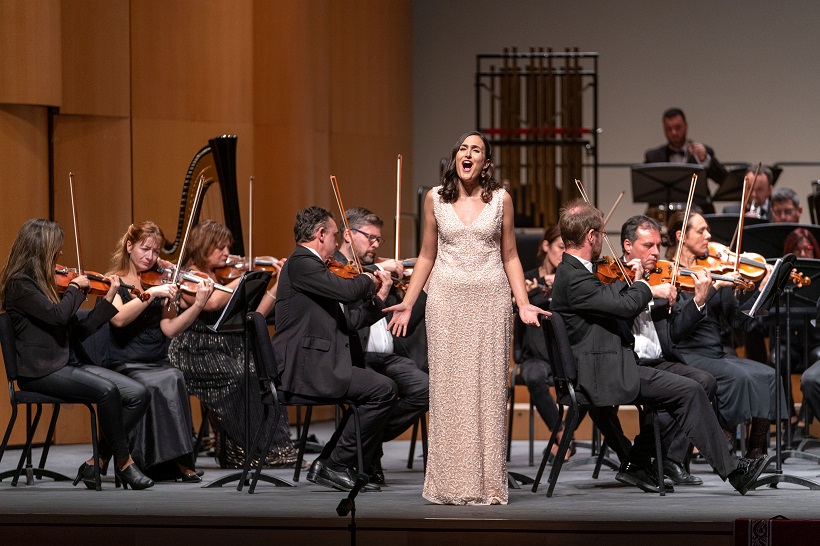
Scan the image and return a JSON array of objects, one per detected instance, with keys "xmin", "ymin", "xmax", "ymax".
[
  {"xmin": 0, "ymin": 219, "xmax": 153, "ymax": 490},
  {"xmin": 106, "ymin": 221, "xmax": 214, "ymax": 482}
]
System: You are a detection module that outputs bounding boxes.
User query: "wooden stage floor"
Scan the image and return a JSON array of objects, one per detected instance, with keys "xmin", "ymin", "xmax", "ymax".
[{"xmin": 2, "ymin": 422, "xmax": 820, "ymax": 545}]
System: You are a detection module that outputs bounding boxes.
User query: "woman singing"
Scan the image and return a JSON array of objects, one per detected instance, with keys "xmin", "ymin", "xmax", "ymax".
[
  {"xmin": 386, "ymin": 131, "xmax": 546, "ymax": 505},
  {"xmin": 0, "ymin": 219, "xmax": 153, "ymax": 490}
]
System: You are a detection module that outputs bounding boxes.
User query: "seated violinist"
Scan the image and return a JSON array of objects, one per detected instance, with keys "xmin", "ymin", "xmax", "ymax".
[
  {"xmin": 103, "ymin": 221, "xmax": 214, "ymax": 482},
  {"xmin": 168, "ymin": 219, "xmax": 298, "ymax": 469},
  {"xmin": 274, "ymin": 206, "xmax": 397, "ymax": 492},
  {"xmin": 666, "ymin": 211, "xmax": 787, "ymax": 459},
  {"xmin": 617, "ymin": 215, "xmax": 718, "ymax": 486},
  {"xmin": 0, "ymin": 219, "xmax": 153, "ymax": 490},
  {"xmin": 336, "ymin": 207, "xmax": 429, "ymax": 484}
]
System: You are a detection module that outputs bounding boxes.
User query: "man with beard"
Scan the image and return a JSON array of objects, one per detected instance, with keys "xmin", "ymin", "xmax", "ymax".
[
  {"xmin": 549, "ymin": 199, "xmax": 769, "ymax": 495},
  {"xmin": 336, "ymin": 207, "xmax": 429, "ymax": 484}
]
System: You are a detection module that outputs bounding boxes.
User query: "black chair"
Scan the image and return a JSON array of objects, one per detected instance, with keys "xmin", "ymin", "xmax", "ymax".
[
  {"xmin": 238, "ymin": 312, "xmax": 363, "ymax": 493},
  {"xmin": 406, "ymin": 412, "xmax": 428, "ymax": 470},
  {"xmin": 507, "ymin": 316, "xmax": 537, "ymax": 465},
  {"xmin": 0, "ymin": 313, "xmax": 102, "ymax": 490},
  {"xmin": 532, "ymin": 314, "xmax": 664, "ymax": 497}
]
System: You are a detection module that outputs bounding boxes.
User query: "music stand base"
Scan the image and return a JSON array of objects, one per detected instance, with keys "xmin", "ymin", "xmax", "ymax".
[
  {"xmin": 748, "ymin": 471, "xmax": 820, "ymax": 491},
  {"xmin": 0, "ymin": 468, "xmax": 71, "ymax": 482},
  {"xmin": 777, "ymin": 449, "xmax": 820, "ymax": 465},
  {"xmin": 797, "ymin": 437, "xmax": 820, "ymax": 452},
  {"xmin": 508, "ymin": 471, "xmax": 534, "ymax": 489},
  {"xmin": 203, "ymin": 471, "xmax": 295, "ymax": 488}
]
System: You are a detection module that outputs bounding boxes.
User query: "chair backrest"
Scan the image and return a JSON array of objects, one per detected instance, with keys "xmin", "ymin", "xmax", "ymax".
[
  {"xmin": 0, "ymin": 312, "xmax": 19, "ymax": 382},
  {"xmin": 541, "ymin": 314, "xmax": 578, "ymax": 396},
  {"xmin": 245, "ymin": 311, "xmax": 278, "ymax": 403}
]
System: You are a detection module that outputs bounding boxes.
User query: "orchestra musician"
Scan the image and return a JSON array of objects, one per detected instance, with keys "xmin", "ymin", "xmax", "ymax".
[
  {"xmin": 618, "ymin": 215, "xmax": 718, "ymax": 486},
  {"xmin": 666, "ymin": 211, "xmax": 787, "ymax": 459},
  {"xmin": 104, "ymin": 221, "xmax": 214, "ymax": 482},
  {"xmin": 770, "ymin": 187, "xmax": 804, "ymax": 224},
  {"xmin": 168, "ymin": 219, "xmax": 298, "ymax": 469},
  {"xmin": 723, "ymin": 166, "xmax": 774, "ymax": 221},
  {"xmin": 336, "ymin": 207, "xmax": 429, "ymax": 485},
  {"xmin": 550, "ymin": 200, "xmax": 769, "ymax": 495},
  {"xmin": 274, "ymin": 206, "xmax": 396, "ymax": 492},
  {"xmin": 0, "ymin": 219, "xmax": 153, "ymax": 490}
]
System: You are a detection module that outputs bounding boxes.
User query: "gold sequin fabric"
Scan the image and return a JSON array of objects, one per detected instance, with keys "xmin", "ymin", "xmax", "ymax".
[{"xmin": 423, "ymin": 187, "xmax": 512, "ymax": 505}]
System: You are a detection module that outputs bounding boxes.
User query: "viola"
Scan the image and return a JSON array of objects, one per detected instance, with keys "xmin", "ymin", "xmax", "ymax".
[
  {"xmin": 55, "ymin": 264, "xmax": 149, "ymax": 301},
  {"xmin": 214, "ymin": 254, "xmax": 280, "ymax": 284},
  {"xmin": 139, "ymin": 264, "xmax": 233, "ymax": 295},
  {"xmin": 653, "ymin": 260, "xmax": 755, "ymax": 293}
]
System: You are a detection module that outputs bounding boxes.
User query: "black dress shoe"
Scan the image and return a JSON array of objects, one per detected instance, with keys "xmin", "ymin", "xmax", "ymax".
[
  {"xmin": 368, "ymin": 458, "xmax": 385, "ymax": 485},
  {"xmin": 73, "ymin": 462, "xmax": 99, "ymax": 490},
  {"xmin": 307, "ymin": 459, "xmax": 380, "ymax": 492},
  {"xmin": 728, "ymin": 455, "xmax": 771, "ymax": 495},
  {"xmin": 615, "ymin": 461, "xmax": 674, "ymax": 493},
  {"xmin": 663, "ymin": 460, "xmax": 703, "ymax": 485}
]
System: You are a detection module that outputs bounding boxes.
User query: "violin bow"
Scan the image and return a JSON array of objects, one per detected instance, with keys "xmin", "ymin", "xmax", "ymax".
[
  {"xmin": 575, "ymin": 179, "xmax": 632, "ymax": 285},
  {"xmin": 669, "ymin": 174, "xmax": 698, "ymax": 296},
  {"xmin": 395, "ymin": 154, "xmax": 402, "ymax": 262},
  {"xmin": 248, "ymin": 175, "xmax": 254, "ymax": 270},
  {"xmin": 68, "ymin": 172, "xmax": 84, "ymax": 275},
  {"xmin": 729, "ymin": 162, "xmax": 761, "ymax": 254},
  {"xmin": 330, "ymin": 175, "xmax": 364, "ymax": 273},
  {"xmin": 168, "ymin": 174, "xmax": 205, "ymax": 310}
]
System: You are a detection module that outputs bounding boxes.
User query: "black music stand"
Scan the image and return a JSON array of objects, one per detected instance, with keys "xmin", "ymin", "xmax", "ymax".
[
  {"xmin": 746, "ymin": 255, "xmax": 820, "ymax": 491},
  {"xmin": 631, "ymin": 164, "xmax": 709, "ymax": 221},
  {"xmin": 203, "ymin": 270, "xmax": 293, "ymax": 489},
  {"xmin": 713, "ymin": 164, "xmax": 783, "ymax": 202},
  {"xmin": 743, "ymin": 223, "xmax": 820, "ymax": 259},
  {"xmin": 701, "ymin": 214, "xmax": 766, "ymax": 246}
]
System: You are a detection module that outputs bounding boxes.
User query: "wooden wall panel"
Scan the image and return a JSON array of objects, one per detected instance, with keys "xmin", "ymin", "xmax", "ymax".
[
  {"xmin": 60, "ymin": 0, "xmax": 130, "ymax": 117},
  {"xmin": 130, "ymin": 0, "xmax": 253, "ymax": 123},
  {"xmin": 51, "ymin": 115, "xmax": 132, "ymax": 272},
  {"xmin": 130, "ymin": 119, "xmax": 254, "ymax": 248},
  {"xmin": 0, "ymin": 0, "xmax": 62, "ymax": 106}
]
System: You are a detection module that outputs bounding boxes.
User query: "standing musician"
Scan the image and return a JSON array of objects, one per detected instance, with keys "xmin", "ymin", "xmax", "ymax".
[
  {"xmin": 550, "ymin": 200, "xmax": 769, "ymax": 495},
  {"xmin": 104, "ymin": 221, "xmax": 214, "ymax": 482},
  {"xmin": 274, "ymin": 206, "xmax": 397, "ymax": 492},
  {"xmin": 0, "ymin": 219, "xmax": 153, "ymax": 490},
  {"xmin": 336, "ymin": 207, "xmax": 429, "ymax": 485},
  {"xmin": 168, "ymin": 219, "xmax": 298, "ymax": 469},
  {"xmin": 666, "ymin": 211, "xmax": 786, "ymax": 460},
  {"xmin": 618, "ymin": 215, "xmax": 718, "ymax": 486}
]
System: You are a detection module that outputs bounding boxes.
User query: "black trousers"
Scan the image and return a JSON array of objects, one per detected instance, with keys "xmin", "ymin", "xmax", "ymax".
[
  {"xmin": 520, "ymin": 357, "xmax": 561, "ymax": 431},
  {"xmin": 328, "ymin": 367, "xmax": 397, "ymax": 470},
  {"xmin": 636, "ymin": 359, "xmax": 716, "ymax": 464},
  {"xmin": 19, "ymin": 364, "xmax": 149, "ymax": 461},
  {"xmin": 363, "ymin": 352, "xmax": 429, "ymax": 443}
]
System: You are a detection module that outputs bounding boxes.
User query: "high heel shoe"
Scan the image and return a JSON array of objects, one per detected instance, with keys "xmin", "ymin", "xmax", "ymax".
[
  {"xmin": 114, "ymin": 464, "xmax": 154, "ymax": 490},
  {"xmin": 72, "ymin": 462, "xmax": 99, "ymax": 490}
]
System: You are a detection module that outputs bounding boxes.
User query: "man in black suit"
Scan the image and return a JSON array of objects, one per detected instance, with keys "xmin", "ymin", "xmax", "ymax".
[
  {"xmin": 722, "ymin": 166, "xmax": 775, "ymax": 221},
  {"xmin": 273, "ymin": 206, "xmax": 397, "ymax": 492},
  {"xmin": 550, "ymin": 199, "xmax": 769, "ymax": 494},
  {"xmin": 644, "ymin": 107, "xmax": 727, "ymax": 185},
  {"xmin": 619, "ymin": 214, "xmax": 717, "ymax": 486},
  {"xmin": 336, "ymin": 207, "xmax": 429, "ymax": 484}
]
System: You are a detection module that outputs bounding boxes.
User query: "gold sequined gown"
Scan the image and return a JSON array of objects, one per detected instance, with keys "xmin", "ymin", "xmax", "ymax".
[{"xmin": 423, "ymin": 187, "xmax": 512, "ymax": 505}]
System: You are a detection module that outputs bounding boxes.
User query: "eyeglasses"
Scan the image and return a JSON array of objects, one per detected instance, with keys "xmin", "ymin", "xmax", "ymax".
[
  {"xmin": 353, "ymin": 228, "xmax": 384, "ymax": 245},
  {"xmin": 771, "ymin": 207, "xmax": 796, "ymax": 218}
]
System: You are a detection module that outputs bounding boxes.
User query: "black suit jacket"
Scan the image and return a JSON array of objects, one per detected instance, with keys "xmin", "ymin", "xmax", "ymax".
[
  {"xmin": 644, "ymin": 143, "xmax": 728, "ymax": 185},
  {"xmin": 4, "ymin": 276, "xmax": 118, "ymax": 379},
  {"xmin": 643, "ymin": 296, "xmax": 706, "ymax": 364},
  {"xmin": 550, "ymin": 254, "xmax": 653, "ymax": 406},
  {"xmin": 273, "ymin": 245, "xmax": 375, "ymax": 398}
]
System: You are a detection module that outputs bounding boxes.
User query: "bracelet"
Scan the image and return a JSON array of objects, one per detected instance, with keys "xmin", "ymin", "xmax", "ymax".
[
  {"xmin": 68, "ymin": 281, "xmax": 82, "ymax": 291},
  {"xmin": 265, "ymin": 291, "xmax": 276, "ymax": 301}
]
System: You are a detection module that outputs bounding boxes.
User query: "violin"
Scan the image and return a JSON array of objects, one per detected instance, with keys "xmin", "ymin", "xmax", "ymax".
[
  {"xmin": 699, "ymin": 242, "xmax": 810, "ymax": 286},
  {"xmin": 55, "ymin": 264, "xmax": 149, "ymax": 301},
  {"xmin": 214, "ymin": 254, "xmax": 280, "ymax": 284},
  {"xmin": 327, "ymin": 259, "xmax": 384, "ymax": 291},
  {"xmin": 594, "ymin": 257, "xmax": 754, "ymax": 292},
  {"xmin": 139, "ymin": 263, "xmax": 233, "ymax": 295}
]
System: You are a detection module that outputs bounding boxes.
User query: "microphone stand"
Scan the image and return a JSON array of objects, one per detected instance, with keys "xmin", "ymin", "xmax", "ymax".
[{"xmin": 336, "ymin": 473, "xmax": 369, "ymax": 546}]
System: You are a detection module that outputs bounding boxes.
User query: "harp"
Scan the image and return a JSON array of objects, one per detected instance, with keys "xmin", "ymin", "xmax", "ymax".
[{"xmin": 162, "ymin": 135, "xmax": 245, "ymax": 262}]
